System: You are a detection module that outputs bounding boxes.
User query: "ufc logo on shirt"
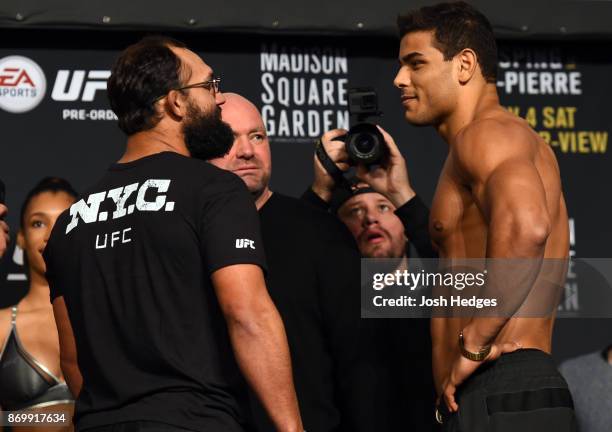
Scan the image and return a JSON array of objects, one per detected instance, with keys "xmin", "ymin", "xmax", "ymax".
[{"xmin": 235, "ymin": 239, "xmax": 255, "ymax": 249}]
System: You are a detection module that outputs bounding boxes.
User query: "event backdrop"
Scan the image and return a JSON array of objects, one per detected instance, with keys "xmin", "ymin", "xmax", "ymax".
[{"xmin": 1, "ymin": 31, "xmax": 610, "ymax": 362}]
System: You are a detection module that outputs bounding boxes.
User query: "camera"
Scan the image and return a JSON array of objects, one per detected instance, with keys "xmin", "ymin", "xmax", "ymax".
[{"xmin": 337, "ymin": 88, "xmax": 387, "ymax": 165}]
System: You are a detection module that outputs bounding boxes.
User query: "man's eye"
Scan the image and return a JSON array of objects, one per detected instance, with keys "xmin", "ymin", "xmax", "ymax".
[
  {"xmin": 31, "ymin": 220, "xmax": 44, "ymax": 228},
  {"xmin": 350, "ymin": 208, "xmax": 364, "ymax": 216},
  {"xmin": 379, "ymin": 205, "xmax": 390, "ymax": 212},
  {"xmin": 411, "ymin": 61, "xmax": 423, "ymax": 68},
  {"xmin": 252, "ymin": 134, "xmax": 265, "ymax": 142}
]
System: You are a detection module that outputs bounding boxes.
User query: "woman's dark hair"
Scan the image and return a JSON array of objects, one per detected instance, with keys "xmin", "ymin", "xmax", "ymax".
[
  {"xmin": 20, "ymin": 177, "xmax": 79, "ymax": 227},
  {"xmin": 397, "ymin": 1, "xmax": 497, "ymax": 83},
  {"xmin": 107, "ymin": 35, "xmax": 188, "ymax": 135}
]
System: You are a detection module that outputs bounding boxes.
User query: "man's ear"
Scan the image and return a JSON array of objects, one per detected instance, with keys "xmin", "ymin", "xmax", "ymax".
[
  {"xmin": 457, "ymin": 48, "xmax": 478, "ymax": 84},
  {"xmin": 165, "ymin": 90, "xmax": 188, "ymax": 119}
]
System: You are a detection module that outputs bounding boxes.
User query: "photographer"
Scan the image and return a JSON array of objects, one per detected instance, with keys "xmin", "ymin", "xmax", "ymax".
[
  {"xmin": 301, "ymin": 123, "xmax": 438, "ymax": 431},
  {"xmin": 302, "ymin": 127, "xmax": 437, "ymax": 260}
]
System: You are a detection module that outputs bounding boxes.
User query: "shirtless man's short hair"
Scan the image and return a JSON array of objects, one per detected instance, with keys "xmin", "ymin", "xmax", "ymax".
[{"xmin": 355, "ymin": 2, "xmax": 577, "ymax": 431}]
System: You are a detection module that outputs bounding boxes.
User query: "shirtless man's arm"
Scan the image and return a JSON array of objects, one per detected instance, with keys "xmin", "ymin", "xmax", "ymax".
[{"xmin": 442, "ymin": 120, "xmax": 552, "ymax": 411}]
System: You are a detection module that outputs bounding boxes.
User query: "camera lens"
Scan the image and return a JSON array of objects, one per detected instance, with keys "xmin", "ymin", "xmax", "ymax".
[
  {"xmin": 354, "ymin": 133, "xmax": 375, "ymax": 154},
  {"xmin": 344, "ymin": 123, "xmax": 386, "ymax": 165}
]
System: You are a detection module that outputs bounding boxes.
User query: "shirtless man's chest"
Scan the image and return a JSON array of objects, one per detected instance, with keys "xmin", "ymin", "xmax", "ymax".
[
  {"xmin": 429, "ymin": 155, "xmax": 490, "ymax": 391},
  {"xmin": 428, "ymin": 138, "xmax": 566, "ymax": 392},
  {"xmin": 430, "ymin": 156, "xmax": 487, "ymax": 260}
]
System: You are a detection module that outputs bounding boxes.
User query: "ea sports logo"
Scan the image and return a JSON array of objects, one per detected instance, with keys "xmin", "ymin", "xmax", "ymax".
[{"xmin": 0, "ymin": 56, "xmax": 46, "ymax": 113}]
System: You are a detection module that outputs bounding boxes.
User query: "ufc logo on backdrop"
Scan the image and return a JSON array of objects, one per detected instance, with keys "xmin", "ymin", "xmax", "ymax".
[
  {"xmin": 235, "ymin": 239, "xmax": 256, "ymax": 249},
  {"xmin": 51, "ymin": 70, "xmax": 111, "ymax": 101}
]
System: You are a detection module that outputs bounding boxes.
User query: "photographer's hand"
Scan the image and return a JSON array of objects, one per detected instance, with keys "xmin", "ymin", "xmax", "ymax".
[
  {"xmin": 0, "ymin": 204, "xmax": 9, "ymax": 259},
  {"xmin": 312, "ymin": 129, "xmax": 350, "ymax": 202},
  {"xmin": 356, "ymin": 126, "xmax": 416, "ymax": 207}
]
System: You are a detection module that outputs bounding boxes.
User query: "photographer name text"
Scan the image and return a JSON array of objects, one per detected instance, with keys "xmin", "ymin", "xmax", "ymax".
[{"xmin": 373, "ymin": 295, "xmax": 498, "ymax": 309}]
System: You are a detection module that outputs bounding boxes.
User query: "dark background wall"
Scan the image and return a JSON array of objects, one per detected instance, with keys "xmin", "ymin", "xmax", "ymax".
[{"xmin": 0, "ymin": 29, "xmax": 610, "ymax": 363}]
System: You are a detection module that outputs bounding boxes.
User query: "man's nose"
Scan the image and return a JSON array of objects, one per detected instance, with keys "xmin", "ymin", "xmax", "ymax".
[
  {"xmin": 236, "ymin": 136, "xmax": 254, "ymax": 159},
  {"xmin": 394, "ymin": 67, "xmax": 411, "ymax": 89},
  {"xmin": 364, "ymin": 210, "xmax": 379, "ymax": 225}
]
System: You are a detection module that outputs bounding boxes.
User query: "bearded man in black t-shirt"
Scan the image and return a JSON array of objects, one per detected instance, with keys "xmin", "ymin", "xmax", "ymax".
[{"xmin": 44, "ymin": 37, "xmax": 303, "ymax": 432}]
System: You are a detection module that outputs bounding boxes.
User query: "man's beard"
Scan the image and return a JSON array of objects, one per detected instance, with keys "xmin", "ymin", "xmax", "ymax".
[{"xmin": 183, "ymin": 103, "xmax": 234, "ymax": 160}]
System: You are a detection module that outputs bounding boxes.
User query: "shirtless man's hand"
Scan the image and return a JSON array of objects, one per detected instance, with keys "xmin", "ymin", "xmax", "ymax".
[{"xmin": 441, "ymin": 340, "xmax": 522, "ymax": 412}]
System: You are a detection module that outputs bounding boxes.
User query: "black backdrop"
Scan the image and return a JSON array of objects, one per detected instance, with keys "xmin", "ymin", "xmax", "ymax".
[
  {"xmin": 1, "ymin": 29, "xmax": 610, "ymax": 363},
  {"xmin": 3, "ymin": 0, "xmax": 612, "ymax": 38}
]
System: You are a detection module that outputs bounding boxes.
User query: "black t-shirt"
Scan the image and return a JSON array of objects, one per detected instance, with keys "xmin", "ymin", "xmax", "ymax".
[
  {"xmin": 299, "ymin": 189, "xmax": 437, "ymax": 431},
  {"xmin": 44, "ymin": 152, "xmax": 266, "ymax": 432},
  {"xmin": 253, "ymin": 193, "xmax": 361, "ymax": 432},
  {"xmin": 254, "ymin": 194, "xmax": 436, "ymax": 432}
]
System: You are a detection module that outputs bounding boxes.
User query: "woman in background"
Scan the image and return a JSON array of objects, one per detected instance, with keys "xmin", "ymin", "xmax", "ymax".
[{"xmin": 0, "ymin": 177, "xmax": 77, "ymax": 431}]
